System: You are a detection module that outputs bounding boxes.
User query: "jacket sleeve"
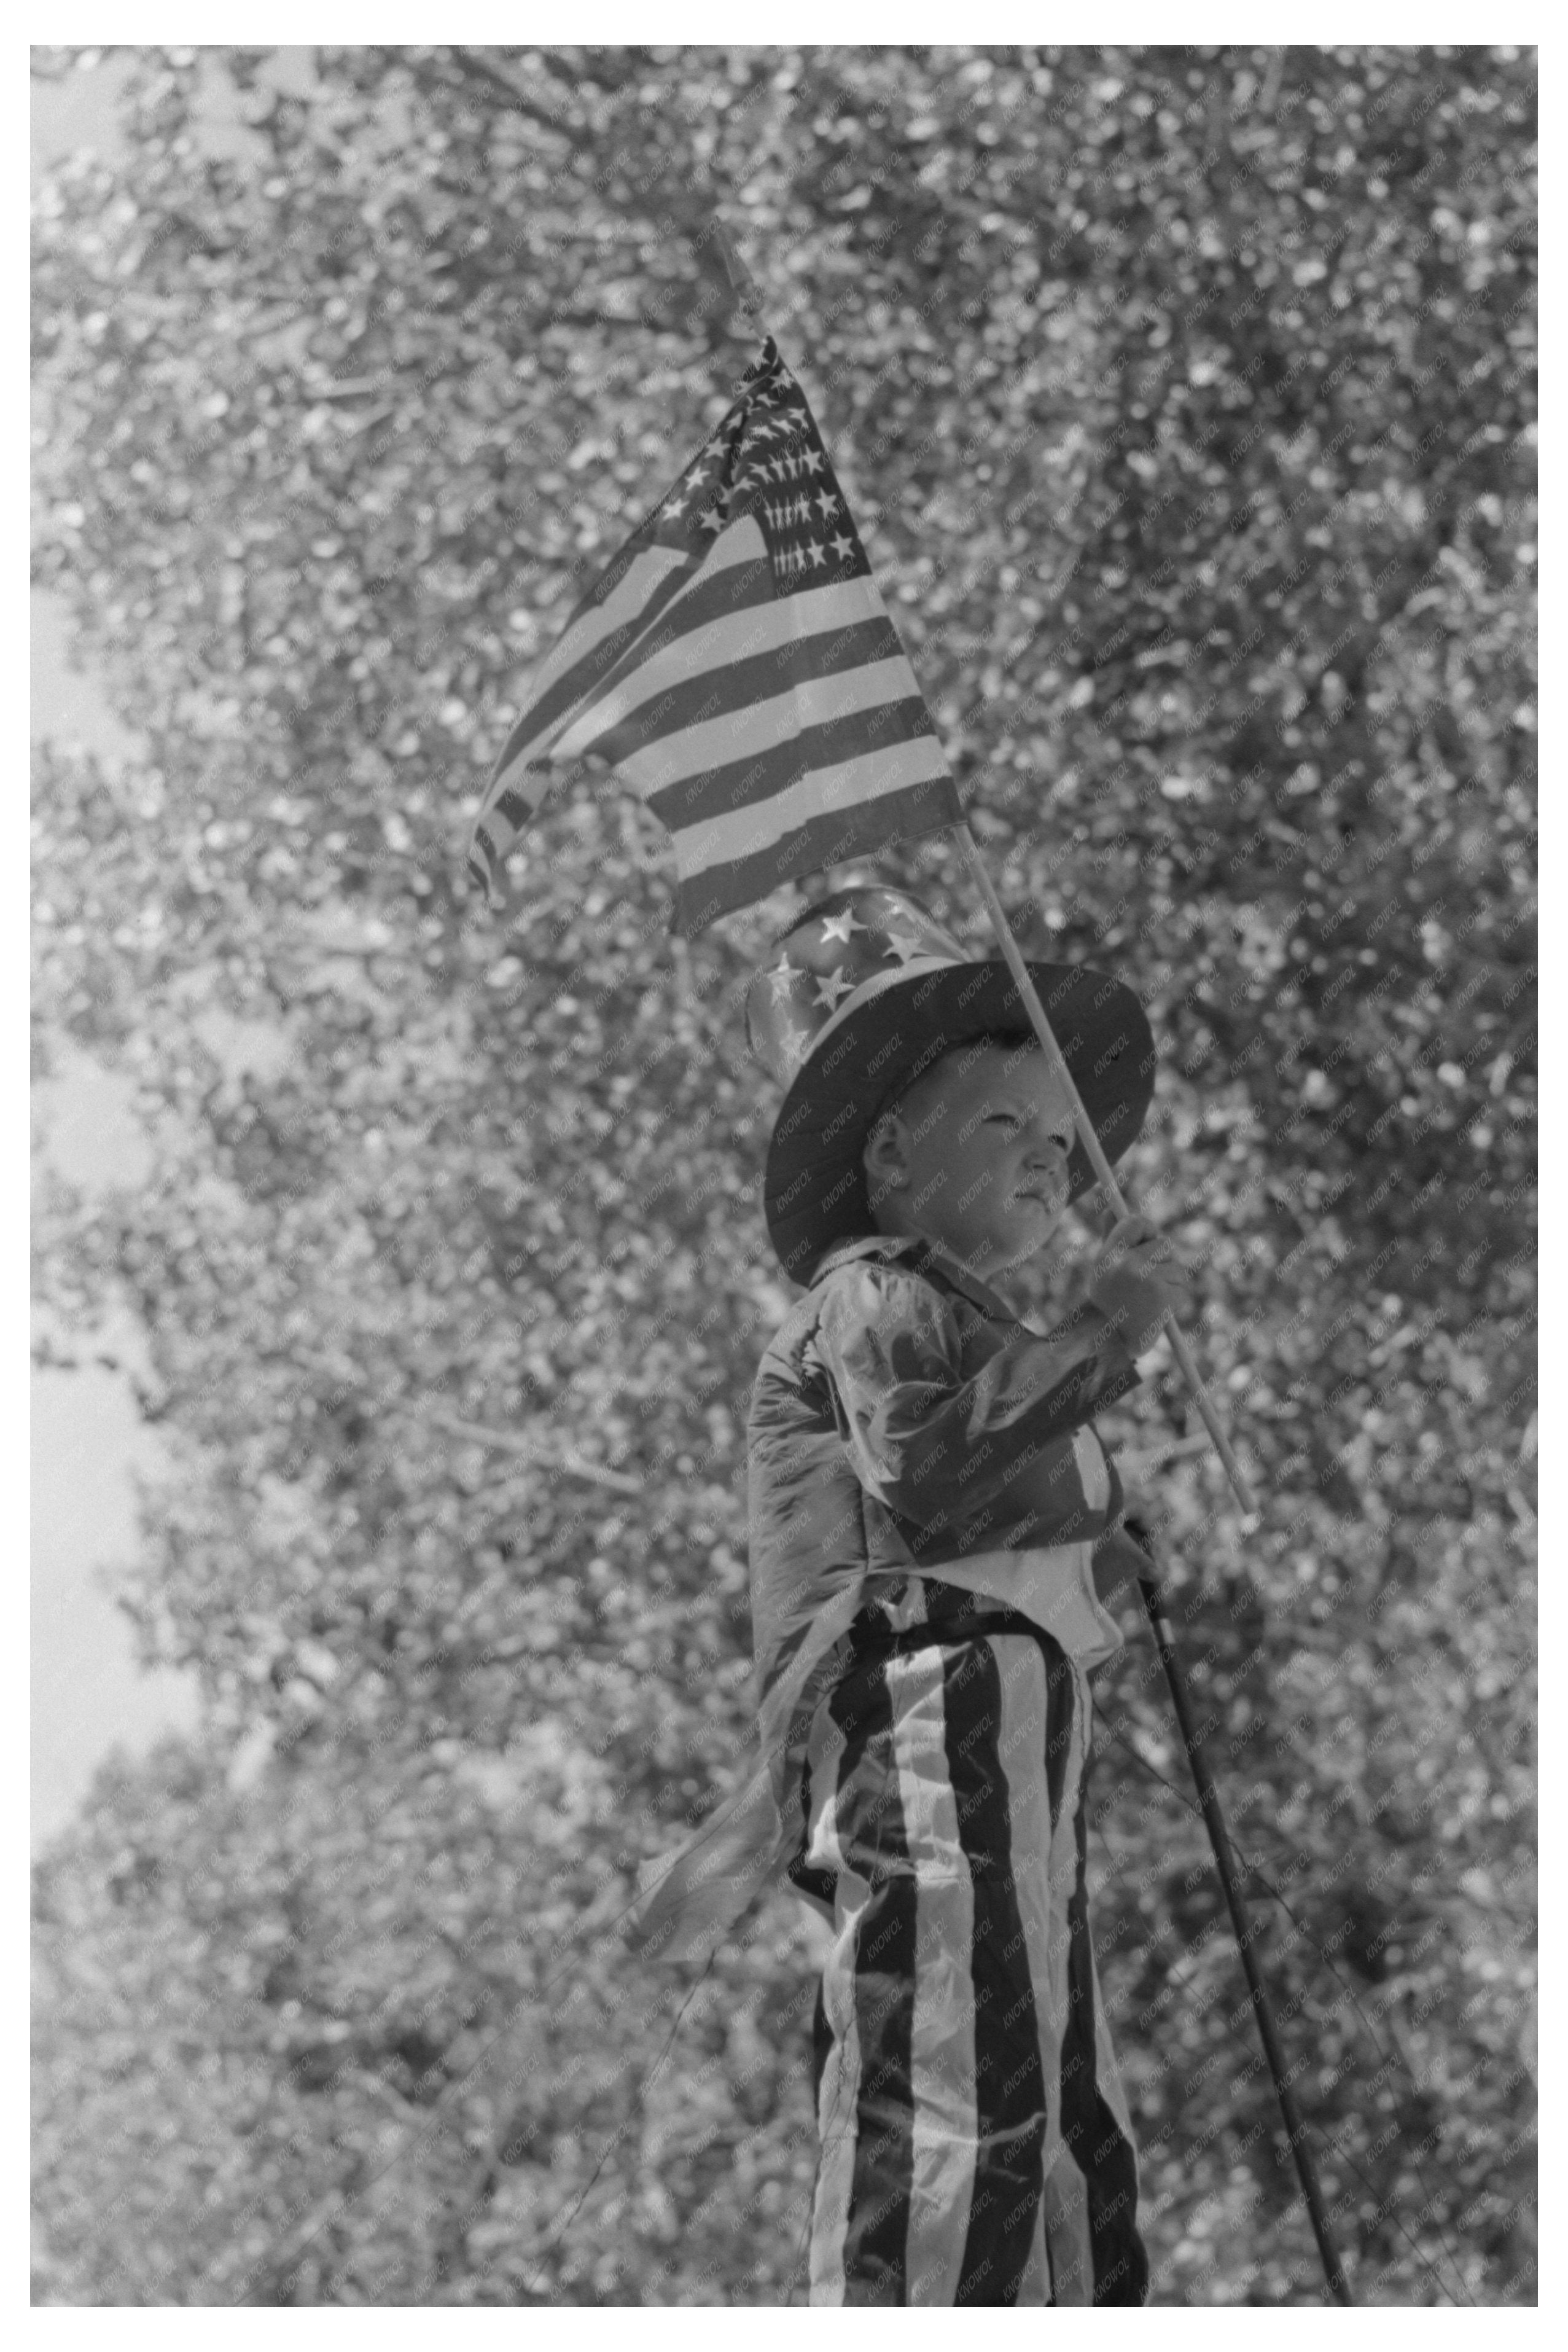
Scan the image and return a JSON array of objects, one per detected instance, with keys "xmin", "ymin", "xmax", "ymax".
[{"xmin": 809, "ymin": 1260, "xmax": 1141, "ymax": 1538}]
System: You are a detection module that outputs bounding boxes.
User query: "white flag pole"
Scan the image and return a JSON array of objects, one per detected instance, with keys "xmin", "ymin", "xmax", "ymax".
[{"xmin": 954, "ymin": 821, "xmax": 1259, "ymax": 1518}]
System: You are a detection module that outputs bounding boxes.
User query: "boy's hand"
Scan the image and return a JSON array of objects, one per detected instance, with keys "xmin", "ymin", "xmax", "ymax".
[
  {"xmin": 1089, "ymin": 1214, "xmax": 1192, "ymax": 1359},
  {"xmin": 1090, "ymin": 1522, "xmax": 1158, "ymax": 1620}
]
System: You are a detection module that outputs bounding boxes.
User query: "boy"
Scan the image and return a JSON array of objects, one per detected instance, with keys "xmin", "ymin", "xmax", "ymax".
[{"xmin": 630, "ymin": 883, "xmax": 1186, "ymax": 2307}]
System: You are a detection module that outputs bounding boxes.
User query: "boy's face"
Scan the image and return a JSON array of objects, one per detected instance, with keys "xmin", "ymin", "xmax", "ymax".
[{"xmin": 864, "ymin": 1041, "xmax": 1080, "ymax": 1280}]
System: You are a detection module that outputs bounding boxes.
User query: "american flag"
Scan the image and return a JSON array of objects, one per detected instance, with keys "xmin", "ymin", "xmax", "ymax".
[{"xmin": 466, "ymin": 338, "xmax": 964, "ymax": 933}]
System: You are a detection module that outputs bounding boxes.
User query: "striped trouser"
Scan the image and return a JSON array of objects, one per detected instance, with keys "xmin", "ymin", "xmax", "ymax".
[{"xmin": 793, "ymin": 1588, "xmax": 1147, "ymax": 2307}]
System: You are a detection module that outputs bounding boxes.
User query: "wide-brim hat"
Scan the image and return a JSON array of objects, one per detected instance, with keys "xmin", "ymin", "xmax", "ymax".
[{"xmin": 746, "ymin": 885, "xmax": 1156, "ymax": 1283}]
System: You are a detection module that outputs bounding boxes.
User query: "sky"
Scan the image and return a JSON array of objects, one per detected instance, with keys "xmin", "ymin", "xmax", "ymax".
[
  {"xmin": 32, "ymin": 55, "xmax": 198, "ymax": 1846},
  {"xmin": 31, "ymin": 626, "xmax": 203, "ymax": 1843},
  {"xmin": 32, "ymin": 50, "xmax": 345, "ymax": 1851}
]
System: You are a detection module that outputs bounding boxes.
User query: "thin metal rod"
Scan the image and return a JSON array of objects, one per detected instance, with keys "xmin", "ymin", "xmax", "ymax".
[
  {"xmin": 954, "ymin": 820, "xmax": 1258, "ymax": 1515},
  {"xmin": 1132, "ymin": 1539, "xmax": 1355, "ymax": 2306}
]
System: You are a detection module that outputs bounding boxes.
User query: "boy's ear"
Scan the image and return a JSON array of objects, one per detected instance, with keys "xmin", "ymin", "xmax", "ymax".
[{"xmin": 863, "ymin": 1111, "xmax": 910, "ymax": 1192}]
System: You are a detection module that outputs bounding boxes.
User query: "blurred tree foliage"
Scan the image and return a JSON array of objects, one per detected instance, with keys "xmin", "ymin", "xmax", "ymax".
[{"xmin": 32, "ymin": 42, "xmax": 1534, "ymax": 2306}]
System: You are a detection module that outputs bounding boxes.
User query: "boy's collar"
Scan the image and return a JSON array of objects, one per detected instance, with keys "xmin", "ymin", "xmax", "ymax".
[{"xmin": 813, "ymin": 1230, "xmax": 1020, "ymax": 1324}]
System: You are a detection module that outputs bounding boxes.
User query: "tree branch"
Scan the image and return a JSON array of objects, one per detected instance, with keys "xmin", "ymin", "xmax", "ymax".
[
  {"xmin": 445, "ymin": 46, "xmax": 588, "ymax": 146},
  {"xmin": 429, "ymin": 1409, "xmax": 642, "ymax": 1494}
]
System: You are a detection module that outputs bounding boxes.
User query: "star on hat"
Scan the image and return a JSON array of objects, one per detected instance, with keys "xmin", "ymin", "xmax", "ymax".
[
  {"xmin": 820, "ymin": 907, "xmax": 866, "ymax": 946},
  {"xmin": 813, "ymin": 964, "xmax": 854, "ymax": 1010},
  {"xmin": 883, "ymin": 929, "xmax": 927, "ymax": 965}
]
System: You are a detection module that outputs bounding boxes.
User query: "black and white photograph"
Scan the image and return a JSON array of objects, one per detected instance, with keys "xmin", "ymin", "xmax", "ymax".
[{"xmin": 31, "ymin": 30, "xmax": 1537, "ymax": 2309}]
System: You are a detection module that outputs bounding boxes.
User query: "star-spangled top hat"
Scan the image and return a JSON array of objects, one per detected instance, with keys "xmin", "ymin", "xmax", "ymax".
[{"xmin": 746, "ymin": 885, "xmax": 1157, "ymax": 1283}]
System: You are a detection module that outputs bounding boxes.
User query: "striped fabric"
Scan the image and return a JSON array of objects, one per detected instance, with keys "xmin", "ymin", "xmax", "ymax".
[
  {"xmin": 795, "ymin": 1582, "xmax": 1147, "ymax": 2308},
  {"xmin": 466, "ymin": 338, "xmax": 963, "ymax": 933}
]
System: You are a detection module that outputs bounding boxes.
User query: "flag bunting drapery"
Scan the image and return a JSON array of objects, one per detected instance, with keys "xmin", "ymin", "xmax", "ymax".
[{"xmin": 466, "ymin": 337, "xmax": 963, "ymax": 932}]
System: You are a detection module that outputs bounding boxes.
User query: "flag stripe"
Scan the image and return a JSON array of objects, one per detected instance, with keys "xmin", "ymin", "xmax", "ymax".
[
  {"xmin": 892, "ymin": 1649, "xmax": 978, "ymax": 2307},
  {"xmin": 839, "ymin": 1655, "xmax": 918, "ymax": 2297},
  {"xmin": 583, "ymin": 614, "xmax": 918, "ymax": 773},
  {"xmin": 950, "ymin": 1638, "xmax": 1048, "ymax": 2306},
  {"xmin": 811, "ymin": 1853, "xmax": 865, "ymax": 2298},
  {"xmin": 1059, "ymin": 1760, "xmax": 1147, "ymax": 2305},
  {"xmin": 556, "ymin": 570, "xmax": 903, "ymax": 760},
  {"xmin": 564, "ymin": 557, "xmax": 785, "ymax": 762},
  {"xmin": 673, "ymin": 773, "xmax": 963, "ymax": 935},
  {"xmin": 673, "ymin": 733, "xmax": 952, "ymax": 873},
  {"xmin": 631, "ymin": 545, "xmax": 777, "ymax": 660},
  {"xmin": 568, "ymin": 551, "xmax": 777, "ymax": 733},
  {"xmin": 649, "ymin": 692, "xmax": 940, "ymax": 836},
  {"xmin": 548, "ymin": 513, "xmax": 773, "ymax": 726},
  {"xmin": 625, "ymin": 658, "xmax": 925, "ymax": 803},
  {"xmin": 488, "ymin": 543, "xmax": 694, "ymax": 791}
]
